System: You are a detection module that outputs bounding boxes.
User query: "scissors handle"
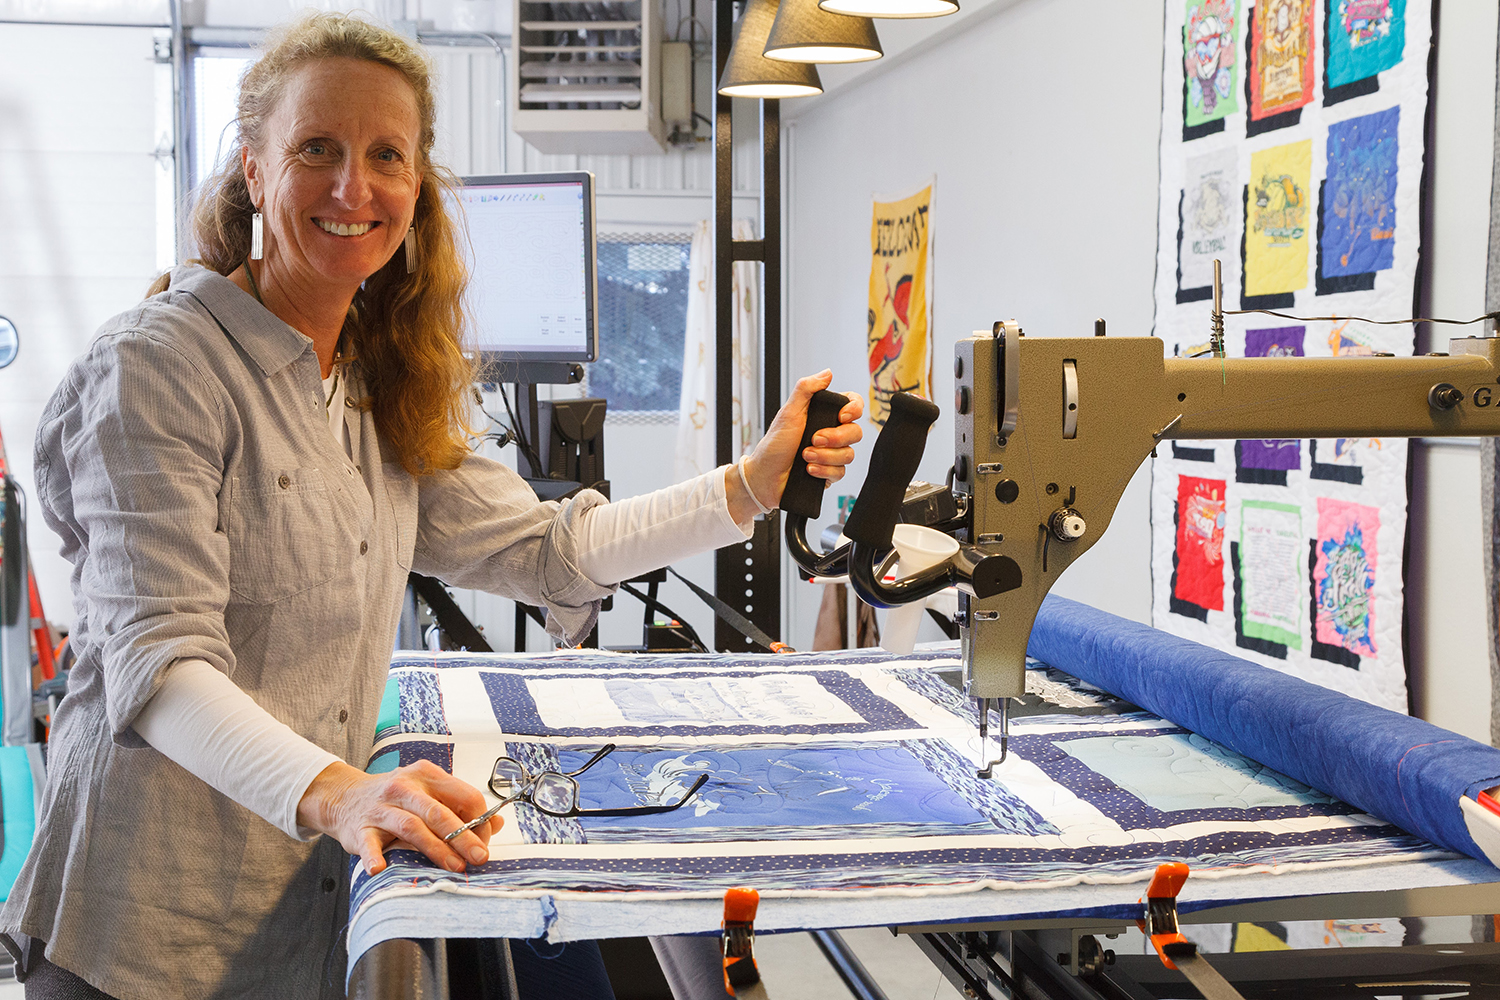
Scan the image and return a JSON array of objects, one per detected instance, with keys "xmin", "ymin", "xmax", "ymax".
[{"xmin": 444, "ymin": 794, "xmax": 519, "ymax": 842}]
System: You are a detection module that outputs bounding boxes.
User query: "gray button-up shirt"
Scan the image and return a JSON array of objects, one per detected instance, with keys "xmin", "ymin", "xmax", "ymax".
[{"xmin": 2, "ymin": 265, "xmax": 612, "ymax": 998}]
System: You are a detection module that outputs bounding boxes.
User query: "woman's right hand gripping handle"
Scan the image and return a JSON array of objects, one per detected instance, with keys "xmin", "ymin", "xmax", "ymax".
[{"xmin": 296, "ymin": 760, "xmax": 501, "ymax": 875}]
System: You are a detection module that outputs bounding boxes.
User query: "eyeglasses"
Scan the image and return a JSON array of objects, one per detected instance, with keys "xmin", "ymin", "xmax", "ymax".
[{"xmin": 444, "ymin": 743, "xmax": 710, "ymax": 842}]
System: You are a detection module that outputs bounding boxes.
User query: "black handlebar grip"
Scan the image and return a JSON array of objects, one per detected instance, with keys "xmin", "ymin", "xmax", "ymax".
[
  {"xmin": 842, "ymin": 392, "xmax": 942, "ymax": 548},
  {"xmin": 779, "ymin": 389, "xmax": 851, "ymax": 519}
]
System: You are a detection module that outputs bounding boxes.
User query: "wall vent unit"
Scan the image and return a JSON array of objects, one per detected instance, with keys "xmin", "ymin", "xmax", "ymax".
[{"xmin": 512, "ymin": 0, "xmax": 667, "ymax": 155}]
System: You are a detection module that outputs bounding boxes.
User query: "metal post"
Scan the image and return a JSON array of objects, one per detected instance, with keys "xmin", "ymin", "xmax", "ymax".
[
  {"xmin": 713, "ymin": 0, "xmax": 734, "ymax": 473},
  {"xmin": 168, "ymin": 0, "xmax": 190, "ymax": 261},
  {"xmin": 761, "ymin": 98, "xmax": 781, "ymax": 433},
  {"xmin": 711, "ymin": 0, "xmax": 784, "ymax": 652}
]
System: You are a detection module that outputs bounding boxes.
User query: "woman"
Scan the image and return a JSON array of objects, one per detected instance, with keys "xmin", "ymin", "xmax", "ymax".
[{"xmin": 0, "ymin": 13, "xmax": 862, "ymax": 999}]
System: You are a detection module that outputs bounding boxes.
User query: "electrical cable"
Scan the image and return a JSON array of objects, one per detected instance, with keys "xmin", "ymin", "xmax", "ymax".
[
  {"xmin": 665, "ymin": 566, "xmax": 792, "ymax": 653},
  {"xmin": 469, "ymin": 388, "xmax": 516, "ymax": 452},
  {"xmin": 618, "ymin": 582, "xmax": 709, "ymax": 653},
  {"xmin": 498, "ymin": 383, "xmax": 547, "ymax": 475},
  {"xmin": 1222, "ymin": 308, "xmax": 1500, "ymax": 328}
]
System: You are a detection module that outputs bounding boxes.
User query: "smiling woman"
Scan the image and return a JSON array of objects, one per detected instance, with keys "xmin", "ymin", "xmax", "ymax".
[
  {"xmin": 244, "ymin": 59, "xmax": 421, "ymax": 306},
  {"xmin": 173, "ymin": 15, "xmax": 474, "ymax": 477},
  {"xmin": 3, "ymin": 12, "xmax": 863, "ymax": 1000}
]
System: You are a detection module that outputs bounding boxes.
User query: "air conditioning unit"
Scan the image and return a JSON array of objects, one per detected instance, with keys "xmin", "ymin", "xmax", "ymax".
[{"xmin": 512, "ymin": 0, "xmax": 668, "ymax": 155}]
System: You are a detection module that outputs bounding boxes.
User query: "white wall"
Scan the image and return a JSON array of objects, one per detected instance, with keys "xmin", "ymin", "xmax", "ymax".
[
  {"xmin": 0, "ymin": 23, "xmax": 169, "ymax": 625},
  {"xmin": 781, "ymin": 0, "xmax": 1500, "ymax": 740},
  {"xmin": 781, "ymin": 0, "xmax": 1164, "ymax": 649}
]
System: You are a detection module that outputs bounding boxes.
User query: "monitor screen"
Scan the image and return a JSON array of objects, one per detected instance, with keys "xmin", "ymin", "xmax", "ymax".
[{"xmin": 448, "ymin": 171, "xmax": 597, "ymax": 363}]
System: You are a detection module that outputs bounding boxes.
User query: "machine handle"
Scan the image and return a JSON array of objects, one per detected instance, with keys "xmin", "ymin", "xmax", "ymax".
[
  {"xmin": 779, "ymin": 389, "xmax": 851, "ymax": 519},
  {"xmin": 843, "ymin": 392, "xmax": 942, "ymax": 548}
]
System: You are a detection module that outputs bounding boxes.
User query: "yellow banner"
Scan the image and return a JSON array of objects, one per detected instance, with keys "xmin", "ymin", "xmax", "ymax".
[
  {"xmin": 867, "ymin": 185, "xmax": 932, "ymax": 425},
  {"xmin": 1244, "ymin": 139, "xmax": 1311, "ymax": 297}
]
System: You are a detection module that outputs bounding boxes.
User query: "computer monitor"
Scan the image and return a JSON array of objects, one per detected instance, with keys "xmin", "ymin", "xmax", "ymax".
[{"xmin": 447, "ymin": 171, "xmax": 598, "ymax": 365}]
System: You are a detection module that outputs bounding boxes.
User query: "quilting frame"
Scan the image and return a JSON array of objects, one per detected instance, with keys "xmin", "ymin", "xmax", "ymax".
[{"xmin": 349, "ymin": 645, "xmax": 1481, "ymax": 971}]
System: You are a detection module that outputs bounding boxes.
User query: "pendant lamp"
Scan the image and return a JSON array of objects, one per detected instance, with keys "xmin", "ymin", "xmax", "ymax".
[
  {"xmin": 717, "ymin": 0, "xmax": 823, "ymax": 98},
  {"xmin": 817, "ymin": 0, "xmax": 957, "ymax": 19},
  {"xmin": 764, "ymin": 0, "xmax": 882, "ymax": 64}
]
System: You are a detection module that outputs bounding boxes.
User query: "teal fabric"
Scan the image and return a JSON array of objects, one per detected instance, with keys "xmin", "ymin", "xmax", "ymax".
[
  {"xmin": 0, "ymin": 745, "xmax": 35, "ymax": 901},
  {"xmin": 375, "ymin": 675, "xmax": 400, "ymax": 738},
  {"xmin": 367, "ymin": 750, "xmax": 400, "ymax": 775}
]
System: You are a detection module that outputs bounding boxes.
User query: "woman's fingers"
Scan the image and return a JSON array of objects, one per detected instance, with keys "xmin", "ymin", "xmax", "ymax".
[
  {"xmin": 803, "ymin": 448, "xmax": 857, "ymax": 482},
  {"xmin": 378, "ymin": 801, "xmax": 472, "ymax": 873},
  {"xmin": 357, "ymin": 827, "xmax": 389, "ymax": 876},
  {"xmin": 789, "ymin": 369, "xmax": 835, "ymax": 405},
  {"xmin": 411, "ymin": 762, "xmax": 492, "ymax": 823},
  {"xmin": 838, "ymin": 391, "xmax": 864, "ymax": 424},
  {"xmin": 329, "ymin": 763, "xmax": 502, "ymax": 876},
  {"xmin": 808, "ymin": 422, "xmax": 862, "ymax": 450},
  {"xmin": 386, "ymin": 770, "xmax": 493, "ymax": 869},
  {"xmin": 422, "ymin": 798, "xmax": 491, "ymax": 865}
]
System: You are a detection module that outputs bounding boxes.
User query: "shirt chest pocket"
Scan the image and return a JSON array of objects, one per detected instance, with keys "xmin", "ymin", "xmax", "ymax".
[
  {"xmin": 383, "ymin": 462, "xmax": 417, "ymax": 570},
  {"xmin": 227, "ymin": 468, "xmax": 339, "ymax": 604}
]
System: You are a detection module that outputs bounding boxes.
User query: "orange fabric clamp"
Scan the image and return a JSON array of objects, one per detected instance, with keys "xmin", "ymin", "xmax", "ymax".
[
  {"xmin": 721, "ymin": 886, "xmax": 761, "ymax": 996},
  {"xmin": 1139, "ymin": 862, "xmax": 1191, "ymax": 970}
]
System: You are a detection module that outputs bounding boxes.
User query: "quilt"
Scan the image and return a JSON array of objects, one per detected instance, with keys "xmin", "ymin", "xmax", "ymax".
[
  {"xmin": 1150, "ymin": 0, "xmax": 1434, "ymax": 714},
  {"xmin": 348, "ymin": 645, "xmax": 1465, "ymax": 957}
]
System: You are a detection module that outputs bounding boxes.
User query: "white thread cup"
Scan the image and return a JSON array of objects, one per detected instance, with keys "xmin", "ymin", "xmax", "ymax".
[{"xmin": 880, "ymin": 524, "xmax": 959, "ymax": 655}]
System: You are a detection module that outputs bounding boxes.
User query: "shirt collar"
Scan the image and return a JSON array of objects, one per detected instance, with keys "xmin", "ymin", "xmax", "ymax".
[{"xmin": 169, "ymin": 264, "xmax": 315, "ymax": 377}]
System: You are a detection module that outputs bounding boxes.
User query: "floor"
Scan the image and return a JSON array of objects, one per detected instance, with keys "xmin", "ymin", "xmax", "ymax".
[{"xmin": 756, "ymin": 928, "xmax": 964, "ymax": 1000}]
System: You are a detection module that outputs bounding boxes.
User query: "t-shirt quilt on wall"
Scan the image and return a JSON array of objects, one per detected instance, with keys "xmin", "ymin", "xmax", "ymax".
[{"xmin": 1152, "ymin": 0, "xmax": 1431, "ymax": 713}]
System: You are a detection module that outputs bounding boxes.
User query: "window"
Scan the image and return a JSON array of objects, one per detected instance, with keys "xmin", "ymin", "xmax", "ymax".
[
  {"xmin": 587, "ymin": 232, "xmax": 692, "ymax": 414},
  {"xmin": 190, "ymin": 48, "xmax": 253, "ymax": 189}
]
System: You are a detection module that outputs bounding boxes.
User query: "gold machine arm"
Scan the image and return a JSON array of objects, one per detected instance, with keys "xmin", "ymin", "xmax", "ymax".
[
  {"xmin": 955, "ymin": 327, "xmax": 1500, "ymax": 704},
  {"xmin": 777, "ymin": 262, "xmax": 1500, "ymax": 778}
]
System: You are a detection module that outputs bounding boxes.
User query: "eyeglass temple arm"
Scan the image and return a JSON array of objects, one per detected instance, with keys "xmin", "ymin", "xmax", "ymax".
[
  {"xmin": 574, "ymin": 773, "xmax": 711, "ymax": 818},
  {"xmin": 565, "ymin": 743, "xmax": 618, "ymax": 777}
]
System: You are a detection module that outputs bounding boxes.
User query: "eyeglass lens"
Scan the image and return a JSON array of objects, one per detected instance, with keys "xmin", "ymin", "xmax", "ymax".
[
  {"xmin": 532, "ymin": 773, "xmax": 579, "ymax": 815},
  {"xmin": 491, "ymin": 758, "xmax": 528, "ymax": 797}
]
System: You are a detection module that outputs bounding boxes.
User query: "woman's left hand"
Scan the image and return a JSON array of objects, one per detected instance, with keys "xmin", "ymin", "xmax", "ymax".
[{"xmin": 729, "ymin": 370, "xmax": 863, "ymax": 522}]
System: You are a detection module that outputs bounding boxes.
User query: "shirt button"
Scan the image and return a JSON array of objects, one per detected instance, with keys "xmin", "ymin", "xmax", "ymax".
[
  {"xmin": 277, "ymin": 474, "xmax": 290, "ymax": 490},
  {"xmin": 321, "ymin": 877, "xmax": 337, "ymax": 893},
  {"xmin": 360, "ymin": 540, "xmax": 369, "ymax": 555},
  {"xmin": 345, "ymin": 398, "xmax": 356, "ymax": 408},
  {"xmin": 338, "ymin": 708, "xmax": 348, "ymax": 724}
]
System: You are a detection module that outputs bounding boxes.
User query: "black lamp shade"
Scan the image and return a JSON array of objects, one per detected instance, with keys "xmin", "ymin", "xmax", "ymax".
[
  {"xmin": 764, "ymin": 0, "xmax": 882, "ymax": 64},
  {"xmin": 717, "ymin": 0, "xmax": 823, "ymax": 98},
  {"xmin": 817, "ymin": 0, "xmax": 957, "ymax": 19}
]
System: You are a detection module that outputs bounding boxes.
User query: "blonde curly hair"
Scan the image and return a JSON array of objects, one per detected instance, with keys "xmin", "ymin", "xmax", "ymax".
[{"xmin": 154, "ymin": 12, "xmax": 475, "ymax": 475}]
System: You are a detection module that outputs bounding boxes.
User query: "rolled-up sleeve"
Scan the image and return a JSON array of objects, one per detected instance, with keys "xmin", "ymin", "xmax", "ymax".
[
  {"xmin": 412, "ymin": 454, "xmax": 615, "ymax": 645},
  {"xmin": 35, "ymin": 330, "xmax": 234, "ymax": 743}
]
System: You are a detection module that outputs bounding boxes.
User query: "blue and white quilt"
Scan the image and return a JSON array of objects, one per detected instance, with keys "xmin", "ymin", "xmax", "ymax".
[{"xmin": 350, "ymin": 645, "xmax": 1458, "ymax": 934}]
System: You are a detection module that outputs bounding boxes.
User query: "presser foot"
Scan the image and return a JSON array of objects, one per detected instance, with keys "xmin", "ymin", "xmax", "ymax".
[{"xmin": 975, "ymin": 697, "xmax": 1010, "ymax": 779}]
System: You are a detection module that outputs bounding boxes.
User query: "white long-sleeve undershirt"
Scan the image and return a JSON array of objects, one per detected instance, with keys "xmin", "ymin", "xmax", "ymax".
[
  {"xmin": 134, "ymin": 659, "xmax": 339, "ymax": 839},
  {"xmin": 135, "ymin": 384, "xmax": 755, "ymax": 838}
]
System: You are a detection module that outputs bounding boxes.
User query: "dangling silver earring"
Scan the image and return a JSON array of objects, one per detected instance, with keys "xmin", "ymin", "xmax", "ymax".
[
  {"xmin": 250, "ymin": 212, "xmax": 264, "ymax": 260},
  {"xmin": 404, "ymin": 226, "xmax": 417, "ymax": 274}
]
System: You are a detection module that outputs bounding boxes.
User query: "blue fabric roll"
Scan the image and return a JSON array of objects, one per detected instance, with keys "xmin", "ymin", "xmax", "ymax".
[{"xmin": 1028, "ymin": 595, "xmax": 1500, "ymax": 863}]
